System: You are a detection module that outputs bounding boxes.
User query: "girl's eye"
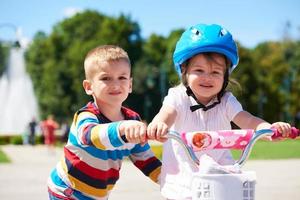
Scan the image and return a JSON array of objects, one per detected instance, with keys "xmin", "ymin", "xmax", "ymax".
[
  {"xmin": 119, "ymin": 76, "xmax": 128, "ymax": 80},
  {"xmin": 195, "ymin": 69, "xmax": 204, "ymax": 73}
]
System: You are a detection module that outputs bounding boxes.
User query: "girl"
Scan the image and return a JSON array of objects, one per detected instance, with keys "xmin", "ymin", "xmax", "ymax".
[{"xmin": 147, "ymin": 23, "xmax": 291, "ymax": 199}]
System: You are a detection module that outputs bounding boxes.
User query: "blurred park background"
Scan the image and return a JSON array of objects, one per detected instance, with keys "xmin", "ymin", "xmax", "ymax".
[
  {"xmin": 0, "ymin": 1, "xmax": 300, "ymax": 199},
  {"xmin": 0, "ymin": 0, "xmax": 299, "ymax": 160},
  {"xmin": 1, "ymin": 1, "xmax": 300, "ymax": 135}
]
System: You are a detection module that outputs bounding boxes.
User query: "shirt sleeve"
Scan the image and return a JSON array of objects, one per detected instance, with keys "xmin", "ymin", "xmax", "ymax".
[
  {"xmin": 225, "ymin": 92, "xmax": 243, "ymax": 121},
  {"xmin": 129, "ymin": 143, "xmax": 162, "ymax": 184},
  {"xmin": 74, "ymin": 111, "xmax": 125, "ymax": 150},
  {"xmin": 163, "ymin": 85, "xmax": 186, "ymax": 114}
]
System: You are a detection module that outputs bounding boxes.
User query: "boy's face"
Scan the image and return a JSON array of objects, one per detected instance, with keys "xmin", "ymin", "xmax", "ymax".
[
  {"xmin": 83, "ymin": 59, "xmax": 132, "ymax": 107},
  {"xmin": 185, "ymin": 53, "xmax": 226, "ymax": 104}
]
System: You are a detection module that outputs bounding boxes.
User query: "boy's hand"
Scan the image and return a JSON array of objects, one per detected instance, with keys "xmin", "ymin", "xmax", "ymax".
[
  {"xmin": 119, "ymin": 120, "xmax": 147, "ymax": 144},
  {"xmin": 271, "ymin": 122, "xmax": 291, "ymax": 138},
  {"xmin": 147, "ymin": 122, "xmax": 168, "ymax": 142}
]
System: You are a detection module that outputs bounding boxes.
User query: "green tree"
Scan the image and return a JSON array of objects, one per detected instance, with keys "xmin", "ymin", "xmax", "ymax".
[
  {"xmin": 163, "ymin": 29, "xmax": 184, "ymax": 85},
  {"xmin": 134, "ymin": 30, "xmax": 184, "ymax": 121},
  {"xmin": 281, "ymin": 40, "xmax": 300, "ymax": 122},
  {"xmin": 0, "ymin": 42, "xmax": 9, "ymax": 75},
  {"xmin": 230, "ymin": 43, "xmax": 259, "ymax": 116},
  {"xmin": 131, "ymin": 34, "xmax": 168, "ymax": 121},
  {"xmin": 131, "ymin": 30, "xmax": 183, "ymax": 121},
  {"xmin": 25, "ymin": 11, "xmax": 300, "ymax": 125},
  {"xmin": 26, "ymin": 10, "xmax": 142, "ymax": 121},
  {"xmin": 251, "ymin": 42, "xmax": 289, "ymax": 122}
]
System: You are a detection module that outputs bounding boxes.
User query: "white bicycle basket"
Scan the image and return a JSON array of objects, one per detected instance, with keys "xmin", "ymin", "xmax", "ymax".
[{"xmin": 190, "ymin": 171, "xmax": 256, "ymax": 200}]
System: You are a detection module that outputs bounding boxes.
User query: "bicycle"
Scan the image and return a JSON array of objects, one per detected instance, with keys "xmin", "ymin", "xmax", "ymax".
[{"xmin": 166, "ymin": 127, "xmax": 300, "ymax": 200}]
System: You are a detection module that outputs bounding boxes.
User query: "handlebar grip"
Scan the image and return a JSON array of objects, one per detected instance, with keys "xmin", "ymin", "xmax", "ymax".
[{"xmin": 271, "ymin": 127, "xmax": 300, "ymax": 139}]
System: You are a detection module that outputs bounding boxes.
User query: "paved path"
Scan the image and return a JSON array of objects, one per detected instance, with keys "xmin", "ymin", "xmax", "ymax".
[{"xmin": 0, "ymin": 145, "xmax": 299, "ymax": 200}]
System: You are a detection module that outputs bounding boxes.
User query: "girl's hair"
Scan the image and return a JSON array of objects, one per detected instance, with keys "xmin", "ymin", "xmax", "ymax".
[{"xmin": 84, "ymin": 45, "xmax": 131, "ymax": 78}]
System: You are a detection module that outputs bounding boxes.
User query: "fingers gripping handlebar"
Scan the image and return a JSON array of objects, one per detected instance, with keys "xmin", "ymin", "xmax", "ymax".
[{"xmin": 271, "ymin": 127, "xmax": 300, "ymax": 139}]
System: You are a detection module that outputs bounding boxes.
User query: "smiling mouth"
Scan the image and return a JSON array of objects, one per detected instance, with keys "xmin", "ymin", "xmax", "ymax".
[
  {"xmin": 109, "ymin": 91, "xmax": 122, "ymax": 95},
  {"xmin": 200, "ymin": 84, "xmax": 213, "ymax": 88}
]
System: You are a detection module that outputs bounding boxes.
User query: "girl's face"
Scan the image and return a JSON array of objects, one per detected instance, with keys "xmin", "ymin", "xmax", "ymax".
[
  {"xmin": 83, "ymin": 59, "xmax": 132, "ymax": 107},
  {"xmin": 185, "ymin": 53, "xmax": 226, "ymax": 105}
]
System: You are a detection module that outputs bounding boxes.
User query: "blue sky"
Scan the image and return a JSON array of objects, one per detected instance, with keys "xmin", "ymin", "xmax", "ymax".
[{"xmin": 0, "ymin": 0, "xmax": 299, "ymax": 48}]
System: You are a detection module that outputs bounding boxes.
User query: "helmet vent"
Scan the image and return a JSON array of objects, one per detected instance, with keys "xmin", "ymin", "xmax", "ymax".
[
  {"xmin": 220, "ymin": 28, "xmax": 228, "ymax": 37},
  {"xmin": 191, "ymin": 27, "xmax": 201, "ymax": 36}
]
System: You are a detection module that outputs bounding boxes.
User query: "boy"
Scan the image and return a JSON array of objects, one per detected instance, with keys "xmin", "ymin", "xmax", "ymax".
[{"xmin": 48, "ymin": 45, "xmax": 161, "ymax": 199}]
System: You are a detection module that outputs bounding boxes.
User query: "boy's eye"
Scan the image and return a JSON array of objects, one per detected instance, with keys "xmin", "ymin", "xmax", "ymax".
[
  {"xmin": 100, "ymin": 77, "xmax": 110, "ymax": 81},
  {"xmin": 119, "ymin": 76, "xmax": 128, "ymax": 80},
  {"xmin": 213, "ymin": 71, "xmax": 222, "ymax": 74}
]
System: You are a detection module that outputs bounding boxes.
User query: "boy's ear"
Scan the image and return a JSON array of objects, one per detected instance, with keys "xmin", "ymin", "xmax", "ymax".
[{"xmin": 83, "ymin": 80, "xmax": 93, "ymax": 95}]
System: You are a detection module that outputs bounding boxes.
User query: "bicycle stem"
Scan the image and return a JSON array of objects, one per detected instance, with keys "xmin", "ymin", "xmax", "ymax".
[{"xmin": 167, "ymin": 130, "xmax": 200, "ymax": 167}]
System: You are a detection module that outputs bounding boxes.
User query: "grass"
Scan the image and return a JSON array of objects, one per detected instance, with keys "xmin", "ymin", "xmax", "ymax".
[
  {"xmin": 1, "ymin": 139, "xmax": 299, "ymax": 163},
  {"xmin": 151, "ymin": 139, "xmax": 300, "ymax": 160},
  {"xmin": 232, "ymin": 139, "xmax": 300, "ymax": 160},
  {"xmin": 0, "ymin": 148, "xmax": 10, "ymax": 163}
]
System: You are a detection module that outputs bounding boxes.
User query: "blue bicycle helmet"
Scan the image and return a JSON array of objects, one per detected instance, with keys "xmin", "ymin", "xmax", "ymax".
[{"xmin": 173, "ymin": 23, "xmax": 239, "ymax": 77}]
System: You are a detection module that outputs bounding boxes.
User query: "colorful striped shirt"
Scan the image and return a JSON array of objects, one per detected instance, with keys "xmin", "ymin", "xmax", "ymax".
[{"xmin": 48, "ymin": 102, "xmax": 161, "ymax": 199}]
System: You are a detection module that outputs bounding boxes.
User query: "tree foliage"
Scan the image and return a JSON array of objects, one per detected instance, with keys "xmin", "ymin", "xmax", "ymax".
[
  {"xmin": 0, "ymin": 42, "xmax": 9, "ymax": 75},
  {"xmin": 24, "ymin": 10, "xmax": 300, "ymax": 124},
  {"xmin": 26, "ymin": 10, "xmax": 142, "ymax": 121}
]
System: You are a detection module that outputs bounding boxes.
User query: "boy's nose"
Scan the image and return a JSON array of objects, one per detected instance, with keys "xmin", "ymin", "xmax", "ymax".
[{"xmin": 111, "ymin": 80, "xmax": 121, "ymax": 87}]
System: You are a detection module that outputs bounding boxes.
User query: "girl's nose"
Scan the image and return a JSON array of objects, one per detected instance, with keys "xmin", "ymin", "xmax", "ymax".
[{"xmin": 201, "ymin": 72, "xmax": 212, "ymax": 79}]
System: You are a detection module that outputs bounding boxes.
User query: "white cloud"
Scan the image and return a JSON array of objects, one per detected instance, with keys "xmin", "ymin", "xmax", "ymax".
[{"xmin": 63, "ymin": 7, "xmax": 82, "ymax": 18}]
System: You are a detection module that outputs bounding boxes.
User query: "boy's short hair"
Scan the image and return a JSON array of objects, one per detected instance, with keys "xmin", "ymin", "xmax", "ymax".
[{"xmin": 84, "ymin": 45, "xmax": 131, "ymax": 79}]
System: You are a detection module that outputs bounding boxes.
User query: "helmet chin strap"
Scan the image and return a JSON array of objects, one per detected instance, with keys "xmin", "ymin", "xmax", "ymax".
[{"xmin": 186, "ymin": 86, "xmax": 221, "ymax": 112}]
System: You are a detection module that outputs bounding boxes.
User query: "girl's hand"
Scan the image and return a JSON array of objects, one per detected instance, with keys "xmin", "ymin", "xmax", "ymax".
[
  {"xmin": 271, "ymin": 122, "xmax": 292, "ymax": 138},
  {"xmin": 147, "ymin": 122, "xmax": 168, "ymax": 142}
]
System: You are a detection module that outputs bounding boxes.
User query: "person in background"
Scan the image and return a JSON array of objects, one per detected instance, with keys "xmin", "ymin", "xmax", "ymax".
[
  {"xmin": 28, "ymin": 117, "xmax": 37, "ymax": 145},
  {"xmin": 47, "ymin": 45, "xmax": 161, "ymax": 200},
  {"xmin": 41, "ymin": 115, "xmax": 59, "ymax": 152}
]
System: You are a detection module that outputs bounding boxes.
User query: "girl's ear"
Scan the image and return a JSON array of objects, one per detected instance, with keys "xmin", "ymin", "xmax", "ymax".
[{"xmin": 83, "ymin": 80, "xmax": 93, "ymax": 95}]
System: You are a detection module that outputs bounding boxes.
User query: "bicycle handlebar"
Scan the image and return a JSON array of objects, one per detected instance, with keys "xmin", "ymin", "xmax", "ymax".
[
  {"xmin": 167, "ymin": 128, "xmax": 300, "ymax": 168},
  {"xmin": 271, "ymin": 127, "xmax": 299, "ymax": 139}
]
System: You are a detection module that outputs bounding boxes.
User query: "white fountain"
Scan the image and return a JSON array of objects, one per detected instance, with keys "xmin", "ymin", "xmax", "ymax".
[{"xmin": 0, "ymin": 43, "xmax": 39, "ymax": 135}]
